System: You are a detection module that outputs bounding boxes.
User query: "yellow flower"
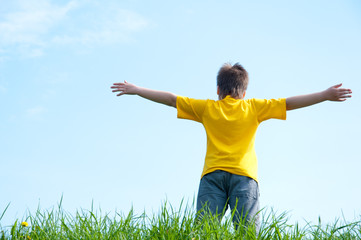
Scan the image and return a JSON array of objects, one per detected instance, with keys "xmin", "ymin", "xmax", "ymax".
[
  {"xmin": 27, "ymin": 236, "xmax": 31, "ymax": 240},
  {"xmin": 21, "ymin": 221, "xmax": 29, "ymax": 227}
]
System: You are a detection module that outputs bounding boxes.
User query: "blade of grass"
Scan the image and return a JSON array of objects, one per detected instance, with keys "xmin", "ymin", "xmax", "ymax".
[{"xmin": 0, "ymin": 203, "xmax": 10, "ymax": 222}]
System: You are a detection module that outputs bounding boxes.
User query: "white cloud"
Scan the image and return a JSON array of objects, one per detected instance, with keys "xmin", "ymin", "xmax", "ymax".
[
  {"xmin": 52, "ymin": 8, "xmax": 149, "ymax": 45},
  {"xmin": 0, "ymin": 0, "xmax": 77, "ymax": 47},
  {"xmin": 0, "ymin": 0, "xmax": 149, "ymax": 58}
]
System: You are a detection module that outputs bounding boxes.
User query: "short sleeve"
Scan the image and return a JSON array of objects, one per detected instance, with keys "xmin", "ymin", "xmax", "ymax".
[
  {"xmin": 176, "ymin": 96, "xmax": 208, "ymax": 123},
  {"xmin": 252, "ymin": 98, "xmax": 287, "ymax": 123}
]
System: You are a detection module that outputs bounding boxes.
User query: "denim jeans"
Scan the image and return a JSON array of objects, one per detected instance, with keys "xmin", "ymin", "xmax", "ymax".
[{"xmin": 197, "ymin": 170, "xmax": 260, "ymax": 232}]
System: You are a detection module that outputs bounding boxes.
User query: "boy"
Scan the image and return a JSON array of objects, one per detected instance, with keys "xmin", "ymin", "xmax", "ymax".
[{"xmin": 111, "ymin": 63, "xmax": 352, "ymax": 231}]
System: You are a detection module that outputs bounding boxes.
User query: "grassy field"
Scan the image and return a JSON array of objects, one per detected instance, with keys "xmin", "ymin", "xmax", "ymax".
[{"xmin": 1, "ymin": 200, "xmax": 360, "ymax": 239}]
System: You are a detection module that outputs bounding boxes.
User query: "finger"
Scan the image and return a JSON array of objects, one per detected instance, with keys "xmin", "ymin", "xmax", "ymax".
[
  {"xmin": 336, "ymin": 95, "xmax": 352, "ymax": 101},
  {"xmin": 339, "ymin": 88, "xmax": 352, "ymax": 93},
  {"xmin": 340, "ymin": 92, "xmax": 352, "ymax": 97},
  {"xmin": 112, "ymin": 89, "xmax": 124, "ymax": 92},
  {"xmin": 112, "ymin": 83, "xmax": 125, "ymax": 86},
  {"xmin": 111, "ymin": 85, "xmax": 125, "ymax": 89},
  {"xmin": 333, "ymin": 83, "xmax": 342, "ymax": 88},
  {"xmin": 337, "ymin": 90, "xmax": 351, "ymax": 96},
  {"xmin": 339, "ymin": 94, "xmax": 352, "ymax": 98},
  {"xmin": 124, "ymin": 80, "xmax": 128, "ymax": 83},
  {"xmin": 111, "ymin": 86, "xmax": 124, "ymax": 90},
  {"xmin": 117, "ymin": 92, "xmax": 124, "ymax": 96}
]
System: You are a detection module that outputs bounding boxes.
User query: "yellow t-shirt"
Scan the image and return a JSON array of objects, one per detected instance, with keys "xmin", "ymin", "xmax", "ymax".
[{"xmin": 176, "ymin": 95, "xmax": 286, "ymax": 182}]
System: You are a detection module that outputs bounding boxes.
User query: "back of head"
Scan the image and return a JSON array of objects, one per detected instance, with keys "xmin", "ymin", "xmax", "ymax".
[{"xmin": 217, "ymin": 63, "xmax": 249, "ymax": 100}]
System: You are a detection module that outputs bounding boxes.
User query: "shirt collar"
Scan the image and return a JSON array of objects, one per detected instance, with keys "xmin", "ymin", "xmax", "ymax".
[{"xmin": 223, "ymin": 95, "xmax": 241, "ymax": 101}]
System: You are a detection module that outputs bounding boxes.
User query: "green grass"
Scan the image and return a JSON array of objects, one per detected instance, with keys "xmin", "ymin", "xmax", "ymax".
[{"xmin": 1, "ymin": 200, "xmax": 360, "ymax": 239}]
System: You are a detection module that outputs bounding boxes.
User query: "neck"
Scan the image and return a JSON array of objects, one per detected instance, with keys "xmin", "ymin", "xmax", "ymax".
[{"xmin": 218, "ymin": 95, "xmax": 244, "ymax": 100}]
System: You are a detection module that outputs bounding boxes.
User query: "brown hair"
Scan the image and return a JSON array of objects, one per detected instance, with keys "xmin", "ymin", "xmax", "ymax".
[{"xmin": 217, "ymin": 63, "xmax": 249, "ymax": 99}]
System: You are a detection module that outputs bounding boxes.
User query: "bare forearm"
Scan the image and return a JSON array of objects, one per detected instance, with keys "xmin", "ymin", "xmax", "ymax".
[
  {"xmin": 286, "ymin": 84, "xmax": 352, "ymax": 111},
  {"xmin": 286, "ymin": 91, "xmax": 327, "ymax": 110},
  {"xmin": 111, "ymin": 81, "xmax": 177, "ymax": 108},
  {"xmin": 136, "ymin": 87, "xmax": 177, "ymax": 107}
]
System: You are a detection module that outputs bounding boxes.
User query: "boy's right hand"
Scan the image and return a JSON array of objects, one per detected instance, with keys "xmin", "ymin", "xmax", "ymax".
[
  {"xmin": 111, "ymin": 81, "xmax": 138, "ymax": 96},
  {"xmin": 110, "ymin": 81, "xmax": 177, "ymax": 107},
  {"xmin": 323, "ymin": 83, "xmax": 352, "ymax": 102}
]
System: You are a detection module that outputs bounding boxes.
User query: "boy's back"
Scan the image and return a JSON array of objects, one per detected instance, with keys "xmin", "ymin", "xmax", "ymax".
[
  {"xmin": 177, "ymin": 95, "xmax": 286, "ymax": 181},
  {"xmin": 111, "ymin": 62, "xmax": 352, "ymax": 233}
]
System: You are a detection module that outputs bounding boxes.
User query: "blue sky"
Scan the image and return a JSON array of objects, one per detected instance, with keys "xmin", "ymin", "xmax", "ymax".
[{"xmin": 1, "ymin": 0, "xmax": 361, "ymax": 228}]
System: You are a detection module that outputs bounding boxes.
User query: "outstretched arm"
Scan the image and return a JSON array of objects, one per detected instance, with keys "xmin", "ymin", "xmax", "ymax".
[
  {"xmin": 111, "ymin": 81, "xmax": 177, "ymax": 108},
  {"xmin": 286, "ymin": 83, "xmax": 352, "ymax": 110}
]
